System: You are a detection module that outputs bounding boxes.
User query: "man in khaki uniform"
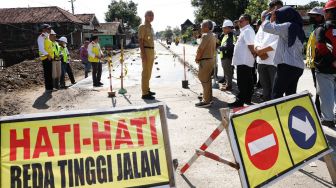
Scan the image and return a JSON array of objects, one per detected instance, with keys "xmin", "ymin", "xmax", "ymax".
[
  {"xmin": 195, "ymin": 20, "xmax": 217, "ymax": 107},
  {"xmin": 139, "ymin": 10, "xmax": 155, "ymax": 100}
]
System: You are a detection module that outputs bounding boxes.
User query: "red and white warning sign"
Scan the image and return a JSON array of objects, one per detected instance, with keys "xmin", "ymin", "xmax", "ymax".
[{"xmin": 245, "ymin": 119, "xmax": 279, "ymax": 170}]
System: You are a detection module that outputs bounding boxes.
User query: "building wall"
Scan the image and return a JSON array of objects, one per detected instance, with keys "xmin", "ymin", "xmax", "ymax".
[{"xmin": 0, "ymin": 22, "xmax": 82, "ymax": 67}]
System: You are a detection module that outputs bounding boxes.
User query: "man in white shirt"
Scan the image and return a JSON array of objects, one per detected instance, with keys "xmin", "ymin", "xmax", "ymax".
[
  {"xmin": 254, "ymin": 10, "xmax": 279, "ymax": 101},
  {"xmin": 230, "ymin": 14, "xmax": 256, "ymax": 107}
]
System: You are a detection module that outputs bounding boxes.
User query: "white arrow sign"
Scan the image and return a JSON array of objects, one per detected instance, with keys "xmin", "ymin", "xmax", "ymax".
[{"xmin": 292, "ymin": 116, "xmax": 314, "ymax": 141}]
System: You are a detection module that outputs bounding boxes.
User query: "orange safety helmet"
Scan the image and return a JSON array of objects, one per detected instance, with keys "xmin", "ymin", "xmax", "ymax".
[{"xmin": 325, "ymin": 0, "xmax": 336, "ymax": 10}]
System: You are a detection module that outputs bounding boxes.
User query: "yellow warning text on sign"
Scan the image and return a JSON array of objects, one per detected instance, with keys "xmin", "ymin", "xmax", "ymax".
[{"xmin": 1, "ymin": 109, "xmax": 169, "ymax": 188}]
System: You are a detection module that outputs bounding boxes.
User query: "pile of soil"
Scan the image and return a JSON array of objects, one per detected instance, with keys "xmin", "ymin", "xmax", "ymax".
[
  {"xmin": 0, "ymin": 50, "xmax": 84, "ymax": 93},
  {"xmin": 0, "ymin": 50, "xmax": 85, "ymax": 116}
]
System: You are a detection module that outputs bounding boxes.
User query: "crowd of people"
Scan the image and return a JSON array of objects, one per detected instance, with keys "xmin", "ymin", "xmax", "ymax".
[
  {"xmin": 37, "ymin": 25, "xmax": 106, "ymax": 92},
  {"xmin": 194, "ymin": 0, "xmax": 336, "ymax": 128},
  {"xmin": 36, "ymin": 0, "xmax": 336, "ymax": 128},
  {"xmin": 37, "ymin": 24, "xmax": 76, "ymax": 91}
]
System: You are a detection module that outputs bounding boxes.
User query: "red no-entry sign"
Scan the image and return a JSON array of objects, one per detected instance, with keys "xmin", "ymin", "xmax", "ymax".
[{"xmin": 245, "ymin": 119, "xmax": 279, "ymax": 170}]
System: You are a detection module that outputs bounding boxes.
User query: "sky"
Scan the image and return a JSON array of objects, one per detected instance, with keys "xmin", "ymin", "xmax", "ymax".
[{"xmin": 1, "ymin": 0, "xmax": 328, "ymax": 31}]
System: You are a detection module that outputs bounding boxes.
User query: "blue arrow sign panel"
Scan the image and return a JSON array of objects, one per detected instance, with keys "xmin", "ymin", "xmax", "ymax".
[{"xmin": 288, "ymin": 106, "xmax": 317, "ymax": 149}]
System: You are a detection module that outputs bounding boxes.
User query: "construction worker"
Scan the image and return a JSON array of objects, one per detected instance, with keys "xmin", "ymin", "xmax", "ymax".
[
  {"xmin": 59, "ymin": 37, "xmax": 76, "ymax": 89},
  {"xmin": 37, "ymin": 24, "xmax": 53, "ymax": 91},
  {"xmin": 139, "ymin": 10, "xmax": 155, "ymax": 100},
  {"xmin": 88, "ymin": 36, "xmax": 104, "ymax": 87},
  {"xmin": 314, "ymin": 1, "xmax": 336, "ymax": 127},
  {"xmin": 219, "ymin": 19, "xmax": 236, "ymax": 91},
  {"xmin": 306, "ymin": 7, "xmax": 325, "ymax": 116},
  {"xmin": 195, "ymin": 20, "xmax": 217, "ymax": 108},
  {"xmin": 50, "ymin": 30, "xmax": 61, "ymax": 90}
]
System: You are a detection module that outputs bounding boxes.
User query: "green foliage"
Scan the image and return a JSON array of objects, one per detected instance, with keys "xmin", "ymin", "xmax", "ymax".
[
  {"xmin": 181, "ymin": 26, "xmax": 193, "ymax": 42},
  {"xmin": 105, "ymin": 0, "xmax": 141, "ymax": 30},
  {"xmin": 245, "ymin": 0, "xmax": 268, "ymax": 21},
  {"xmin": 191, "ymin": 0, "xmax": 248, "ymax": 24},
  {"xmin": 163, "ymin": 26, "xmax": 174, "ymax": 39},
  {"xmin": 297, "ymin": 1, "xmax": 326, "ymax": 9},
  {"xmin": 173, "ymin": 27, "xmax": 181, "ymax": 37}
]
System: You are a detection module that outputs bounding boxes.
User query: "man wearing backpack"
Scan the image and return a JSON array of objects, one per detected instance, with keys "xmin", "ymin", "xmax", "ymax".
[
  {"xmin": 314, "ymin": 1, "xmax": 336, "ymax": 127},
  {"xmin": 306, "ymin": 7, "xmax": 325, "ymax": 116}
]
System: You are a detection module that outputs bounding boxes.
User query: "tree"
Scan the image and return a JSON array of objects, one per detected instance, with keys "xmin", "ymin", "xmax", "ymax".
[
  {"xmin": 191, "ymin": 0, "xmax": 248, "ymax": 25},
  {"xmin": 105, "ymin": 0, "xmax": 141, "ymax": 30},
  {"xmin": 163, "ymin": 26, "xmax": 174, "ymax": 39},
  {"xmin": 173, "ymin": 27, "xmax": 181, "ymax": 37},
  {"xmin": 181, "ymin": 26, "xmax": 194, "ymax": 43},
  {"xmin": 297, "ymin": 1, "xmax": 326, "ymax": 9},
  {"xmin": 244, "ymin": 0, "xmax": 268, "ymax": 21}
]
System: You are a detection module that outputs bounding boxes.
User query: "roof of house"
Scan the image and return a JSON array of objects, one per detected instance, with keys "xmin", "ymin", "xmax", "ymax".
[
  {"xmin": 181, "ymin": 19, "xmax": 194, "ymax": 26},
  {"xmin": 75, "ymin": 13, "xmax": 99, "ymax": 26},
  {"xmin": 0, "ymin": 6, "xmax": 83, "ymax": 24},
  {"xmin": 97, "ymin": 22, "xmax": 122, "ymax": 35}
]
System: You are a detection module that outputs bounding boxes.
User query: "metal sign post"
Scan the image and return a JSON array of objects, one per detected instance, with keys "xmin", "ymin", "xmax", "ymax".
[
  {"xmin": 118, "ymin": 39, "xmax": 127, "ymax": 94},
  {"xmin": 182, "ymin": 46, "xmax": 189, "ymax": 89},
  {"xmin": 107, "ymin": 51, "xmax": 116, "ymax": 98}
]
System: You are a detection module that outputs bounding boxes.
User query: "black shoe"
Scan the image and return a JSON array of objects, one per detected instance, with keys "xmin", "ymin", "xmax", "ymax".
[
  {"xmin": 245, "ymin": 101, "xmax": 253, "ymax": 105},
  {"xmin": 195, "ymin": 102, "xmax": 211, "ymax": 108},
  {"xmin": 228, "ymin": 100, "xmax": 244, "ymax": 108},
  {"xmin": 71, "ymin": 81, "xmax": 77, "ymax": 85},
  {"xmin": 148, "ymin": 91, "xmax": 156, "ymax": 95},
  {"xmin": 142, "ymin": 94, "xmax": 155, "ymax": 100},
  {"xmin": 98, "ymin": 82, "xmax": 104, "ymax": 86},
  {"xmin": 218, "ymin": 78, "xmax": 226, "ymax": 84},
  {"xmin": 60, "ymin": 85, "xmax": 68, "ymax": 89},
  {"xmin": 321, "ymin": 120, "xmax": 335, "ymax": 128},
  {"xmin": 93, "ymin": 84, "xmax": 103, "ymax": 87}
]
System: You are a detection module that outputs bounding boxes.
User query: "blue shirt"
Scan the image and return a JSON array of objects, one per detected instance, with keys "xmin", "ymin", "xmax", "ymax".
[{"xmin": 263, "ymin": 20, "xmax": 304, "ymax": 69}]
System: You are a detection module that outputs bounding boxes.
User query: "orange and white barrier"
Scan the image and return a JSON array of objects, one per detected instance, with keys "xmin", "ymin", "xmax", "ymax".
[
  {"xmin": 195, "ymin": 150, "xmax": 239, "ymax": 170},
  {"xmin": 180, "ymin": 123, "xmax": 225, "ymax": 174}
]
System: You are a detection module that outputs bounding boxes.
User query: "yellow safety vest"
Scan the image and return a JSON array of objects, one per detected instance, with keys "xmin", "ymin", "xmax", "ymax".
[
  {"xmin": 52, "ymin": 42, "xmax": 61, "ymax": 60},
  {"xmin": 220, "ymin": 33, "xmax": 236, "ymax": 59},
  {"xmin": 306, "ymin": 30, "xmax": 316, "ymax": 69},
  {"xmin": 39, "ymin": 37, "xmax": 54, "ymax": 60},
  {"xmin": 88, "ymin": 42, "xmax": 100, "ymax": 63},
  {"xmin": 60, "ymin": 46, "xmax": 69, "ymax": 63}
]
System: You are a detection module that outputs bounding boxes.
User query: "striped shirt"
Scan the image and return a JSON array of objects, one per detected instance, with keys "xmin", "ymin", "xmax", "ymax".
[{"xmin": 262, "ymin": 20, "xmax": 304, "ymax": 69}]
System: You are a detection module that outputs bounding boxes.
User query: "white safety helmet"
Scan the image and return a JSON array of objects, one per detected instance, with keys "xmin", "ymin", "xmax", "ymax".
[
  {"xmin": 50, "ymin": 29, "xmax": 56, "ymax": 35},
  {"xmin": 211, "ymin": 21, "xmax": 216, "ymax": 31},
  {"xmin": 222, "ymin": 19, "xmax": 234, "ymax": 28},
  {"xmin": 58, "ymin": 36, "xmax": 68, "ymax": 43}
]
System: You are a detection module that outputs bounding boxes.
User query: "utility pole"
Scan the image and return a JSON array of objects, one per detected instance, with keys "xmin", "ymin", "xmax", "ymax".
[{"xmin": 69, "ymin": 0, "xmax": 75, "ymax": 14}]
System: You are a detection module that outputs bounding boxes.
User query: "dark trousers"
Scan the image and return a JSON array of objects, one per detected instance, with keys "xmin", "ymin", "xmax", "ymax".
[
  {"xmin": 272, "ymin": 64, "xmax": 303, "ymax": 99},
  {"xmin": 42, "ymin": 59, "xmax": 53, "ymax": 90},
  {"xmin": 237, "ymin": 65, "xmax": 254, "ymax": 104},
  {"xmin": 91, "ymin": 62, "xmax": 102, "ymax": 85},
  {"xmin": 311, "ymin": 68, "xmax": 321, "ymax": 115},
  {"xmin": 258, "ymin": 64, "xmax": 277, "ymax": 101},
  {"xmin": 60, "ymin": 62, "xmax": 75, "ymax": 86}
]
